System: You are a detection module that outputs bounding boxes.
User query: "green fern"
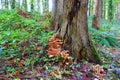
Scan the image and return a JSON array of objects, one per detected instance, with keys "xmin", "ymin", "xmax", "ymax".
[
  {"xmin": 89, "ymin": 27, "xmax": 118, "ymax": 47},
  {"xmin": 106, "ymin": 36, "xmax": 118, "ymax": 47}
]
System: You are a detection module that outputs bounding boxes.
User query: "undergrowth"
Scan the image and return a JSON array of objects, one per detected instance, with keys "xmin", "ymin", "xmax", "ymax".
[
  {"xmin": 88, "ymin": 16, "xmax": 120, "ymax": 47},
  {"xmin": 0, "ymin": 9, "xmax": 53, "ymax": 75}
]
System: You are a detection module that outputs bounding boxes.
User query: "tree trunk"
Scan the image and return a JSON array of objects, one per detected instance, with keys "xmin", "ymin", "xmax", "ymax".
[
  {"xmin": 23, "ymin": 0, "xmax": 27, "ymax": 11},
  {"xmin": 50, "ymin": 0, "xmax": 57, "ymax": 30},
  {"xmin": 52, "ymin": 0, "xmax": 101, "ymax": 64},
  {"xmin": 25, "ymin": 0, "xmax": 27, "ymax": 11},
  {"xmin": 105, "ymin": 0, "xmax": 109, "ymax": 20},
  {"xmin": 17, "ymin": 0, "xmax": 21, "ymax": 8},
  {"xmin": 46, "ymin": 0, "xmax": 49, "ymax": 11},
  {"xmin": 117, "ymin": 2, "xmax": 120, "ymax": 21},
  {"xmin": 88, "ymin": 0, "xmax": 93, "ymax": 16},
  {"xmin": 43, "ymin": 0, "xmax": 49, "ymax": 13},
  {"xmin": 5, "ymin": 0, "xmax": 9, "ymax": 9},
  {"xmin": 11, "ymin": 0, "xmax": 15, "ymax": 9},
  {"xmin": 92, "ymin": 0, "xmax": 102, "ymax": 30},
  {"xmin": 101, "ymin": 0, "xmax": 105, "ymax": 18},
  {"xmin": 31, "ymin": 0, "xmax": 34, "ymax": 11},
  {"xmin": 108, "ymin": 0, "xmax": 113, "ymax": 21},
  {"xmin": 1, "ymin": 0, "xmax": 5, "ymax": 9},
  {"xmin": 37, "ymin": 0, "xmax": 41, "ymax": 12}
]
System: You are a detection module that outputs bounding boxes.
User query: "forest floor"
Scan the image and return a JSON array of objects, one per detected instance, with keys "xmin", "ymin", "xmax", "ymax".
[{"xmin": 0, "ymin": 37, "xmax": 120, "ymax": 80}]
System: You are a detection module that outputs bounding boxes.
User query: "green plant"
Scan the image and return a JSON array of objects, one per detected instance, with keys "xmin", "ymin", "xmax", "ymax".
[
  {"xmin": 6, "ymin": 67, "xmax": 16, "ymax": 73},
  {"xmin": 0, "ymin": 9, "xmax": 53, "ymax": 74},
  {"xmin": 88, "ymin": 16, "xmax": 120, "ymax": 47},
  {"xmin": 89, "ymin": 27, "xmax": 118, "ymax": 47}
]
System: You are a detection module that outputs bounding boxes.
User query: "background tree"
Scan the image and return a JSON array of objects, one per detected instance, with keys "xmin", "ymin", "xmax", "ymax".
[
  {"xmin": 0, "ymin": 0, "xmax": 119, "ymax": 22},
  {"xmin": 1, "ymin": 0, "xmax": 5, "ymax": 9},
  {"xmin": 101, "ymin": 0, "xmax": 105, "ymax": 18},
  {"xmin": 5, "ymin": 0, "xmax": 9, "ymax": 9},
  {"xmin": 108, "ymin": 0, "xmax": 113, "ymax": 21},
  {"xmin": 23, "ymin": 0, "xmax": 27, "ymax": 12},
  {"xmin": 43, "ymin": 0, "xmax": 49, "ymax": 13},
  {"xmin": 88, "ymin": 0, "xmax": 93, "ymax": 16},
  {"xmin": 37, "ymin": 0, "xmax": 41, "ymax": 13},
  {"xmin": 31, "ymin": 0, "xmax": 34, "ymax": 11},
  {"xmin": 117, "ymin": 1, "xmax": 120, "ymax": 20},
  {"xmin": 50, "ymin": 0, "xmax": 57, "ymax": 30},
  {"xmin": 17, "ymin": 0, "xmax": 21, "ymax": 8},
  {"xmin": 11, "ymin": 0, "xmax": 15, "ymax": 9},
  {"xmin": 92, "ymin": 0, "xmax": 102, "ymax": 30},
  {"xmin": 52, "ymin": 0, "xmax": 101, "ymax": 63}
]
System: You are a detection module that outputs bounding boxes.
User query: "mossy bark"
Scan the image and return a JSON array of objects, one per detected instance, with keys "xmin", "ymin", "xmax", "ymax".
[{"xmin": 52, "ymin": 0, "xmax": 101, "ymax": 64}]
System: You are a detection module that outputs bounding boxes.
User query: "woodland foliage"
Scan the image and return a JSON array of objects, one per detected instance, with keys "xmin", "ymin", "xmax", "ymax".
[{"xmin": 0, "ymin": 5, "xmax": 119, "ymax": 79}]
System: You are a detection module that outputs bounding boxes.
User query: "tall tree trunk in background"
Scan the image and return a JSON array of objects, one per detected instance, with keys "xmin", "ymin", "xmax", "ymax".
[
  {"xmin": 43, "ymin": 0, "xmax": 49, "ymax": 13},
  {"xmin": 31, "ymin": 0, "xmax": 34, "ymax": 11},
  {"xmin": 11, "ymin": 0, "xmax": 15, "ymax": 9},
  {"xmin": 37, "ymin": 0, "xmax": 41, "ymax": 12},
  {"xmin": 40, "ymin": 0, "xmax": 43, "ymax": 13},
  {"xmin": 46, "ymin": 0, "xmax": 49, "ymax": 11},
  {"xmin": 92, "ymin": 0, "xmax": 102, "ymax": 30},
  {"xmin": 113, "ymin": 0, "xmax": 118, "ymax": 19},
  {"xmin": 5, "ymin": 0, "xmax": 9, "ymax": 9},
  {"xmin": 52, "ymin": 0, "xmax": 101, "ymax": 63},
  {"xmin": 108, "ymin": 0, "xmax": 113, "ymax": 21},
  {"xmin": 1, "ymin": 0, "xmax": 4, "ymax": 9},
  {"xmin": 18, "ymin": 0, "xmax": 21, "ymax": 8},
  {"xmin": 105, "ymin": 0, "xmax": 109, "ymax": 20},
  {"xmin": 101, "ymin": 0, "xmax": 105, "ymax": 18},
  {"xmin": 23, "ymin": 0, "xmax": 27, "ymax": 11},
  {"xmin": 103, "ymin": 0, "xmax": 108, "ymax": 19},
  {"xmin": 50, "ymin": 0, "xmax": 57, "ymax": 30},
  {"xmin": 0, "ymin": 0, "xmax": 1, "ymax": 9},
  {"xmin": 88, "ymin": 0, "xmax": 93, "ymax": 16},
  {"xmin": 117, "ymin": 2, "xmax": 120, "ymax": 20}
]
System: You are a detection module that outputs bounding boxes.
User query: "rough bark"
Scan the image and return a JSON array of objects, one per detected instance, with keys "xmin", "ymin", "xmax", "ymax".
[
  {"xmin": 52, "ymin": 0, "xmax": 101, "ymax": 64},
  {"xmin": 92, "ymin": 0, "xmax": 102, "ymax": 30}
]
